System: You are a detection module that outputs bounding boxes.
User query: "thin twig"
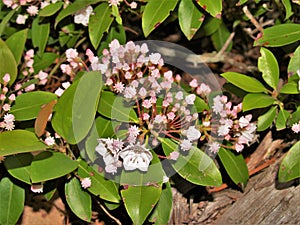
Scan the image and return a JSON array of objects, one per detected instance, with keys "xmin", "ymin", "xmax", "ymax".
[
  {"xmin": 217, "ymin": 32, "xmax": 235, "ymax": 57},
  {"xmin": 243, "ymin": 6, "xmax": 264, "ymax": 33},
  {"xmin": 97, "ymin": 200, "xmax": 122, "ymax": 225}
]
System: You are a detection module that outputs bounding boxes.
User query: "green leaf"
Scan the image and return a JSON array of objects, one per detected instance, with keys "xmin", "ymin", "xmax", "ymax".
[
  {"xmin": 242, "ymin": 93, "xmax": 275, "ymax": 111},
  {"xmin": 55, "ymin": 0, "xmax": 101, "ymax": 26},
  {"xmin": 258, "ymin": 47, "xmax": 279, "ymax": 90},
  {"xmin": 96, "ymin": 116, "xmax": 115, "ymax": 138},
  {"xmin": 10, "ymin": 91, "xmax": 57, "ymax": 121},
  {"xmin": 195, "ymin": 96, "xmax": 209, "ymax": 112},
  {"xmin": 221, "ymin": 72, "xmax": 267, "ymax": 93},
  {"xmin": 211, "ymin": 22, "xmax": 232, "ymax": 52},
  {"xmin": 161, "ymin": 138, "xmax": 222, "ymax": 186},
  {"xmin": 121, "ymin": 186, "xmax": 162, "ymax": 225},
  {"xmin": 0, "ymin": 177, "xmax": 25, "ymax": 225},
  {"xmin": 257, "ymin": 106, "xmax": 277, "ymax": 131},
  {"xmin": 4, "ymin": 153, "xmax": 33, "ymax": 185},
  {"xmin": 254, "ymin": 24, "xmax": 300, "ymax": 47},
  {"xmin": 278, "ymin": 141, "xmax": 300, "ymax": 182},
  {"xmin": 203, "ymin": 17, "xmax": 222, "ymax": 36},
  {"xmin": 149, "ymin": 182, "xmax": 173, "ymax": 225},
  {"xmin": 65, "ymin": 177, "xmax": 92, "ymax": 222},
  {"xmin": 290, "ymin": 106, "xmax": 300, "ymax": 125},
  {"xmin": 85, "ymin": 122, "xmax": 99, "ymax": 162},
  {"xmin": 52, "ymin": 71, "xmax": 102, "ymax": 144},
  {"xmin": 32, "ymin": 18, "xmax": 50, "ymax": 57},
  {"xmin": 0, "ymin": 130, "xmax": 47, "ymax": 156},
  {"xmin": 0, "ymin": 39, "xmax": 17, "ymax": 85},
  {"xmin": 30, "ymin": 151, "xmax": 78, "ymax": 183},
  {"xmin": 77, "ymin": 160, "xmax": 120, "ymax": 203},
  {"xmin": 281, "ymin": 0, "xmax": 293, "ymax": 20},
  {"xmin": 287, "ymin": 45, "xmax": 300, "ymax": 76},
  {"xmin": 97, "ymin": 91, "xmax": 138, "ymax": 123},
  {"xmin": 218, "ymin": 148, "xmax": 249, "ymax": 187},
  {"xmin": 142, "ymin": 0, "xmax": 179, "ymax": 37},
  {"xmin": 33, "ymin": 52, "xmax": 58, "ymax": 72},
  {"xmin": 236, "ymin": 0, "xmax": 248, "ymax": 6},
  {"xmin": 0, "ymin": 10, "xmax": 15, "ymax": 37},
  {"xmin": 196, "ymin": 0, "xmax": 222, "ymax": 17},
  {"xmin": 280, "ymin": 81, "xmax": 299, "ymax": 94},
  {"xmin": 39, "ymin": 2, "xmax": 64, "ymax": 17},
  {"xmin": 6, "ymin": 29, "xmax": 28, "ymax": 64},
  {"xmin": 178, "ymin": 0, "xmax": 204, "ymax": 40},
  {"xmin": 89, "ymin": 3, "xmax": 113, "ymax": 49},
  {"xmin": 275, "ymin": 108, "xmax": 290, "ymax": 130}
]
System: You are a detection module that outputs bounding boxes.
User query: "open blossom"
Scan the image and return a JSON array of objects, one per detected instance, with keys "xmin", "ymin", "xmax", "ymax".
[
  {"xmin": 128, "ymin": 125, "xmax": 140, "ymax": 137},
  {"xmin": 119, "ymin": 143, "xmax": 153, "ymax": 172},
  {"xmin": 209, "ymin": 142, "xmax": 220, "ymax": 154},
  {"xmin": 149, "ymin": 53, "xmax": 161, "ymax": 65},
  {"xmin": 189, "ymin": 79, "xmax": 198, "ymax": 88},
  {"xmin": 2, "ymin": 104, "xmax": 10, "ymax": 111},
  {"xmin": 44, "ymin": 136, "xmax": 55, "ymax": 146},
  {"xmin": 291, "ymin": 122, "xmax": 300, "ymax": 133},
  {"xmin": 74, "ymin": 6, "xmax": 93, "ymax": 26},
  {"xmin": 239, "ymin": 115, "xmax": 252, "ymax": 128},
  {"xmin": 108, "ymin": 0, "xmax": 121, "ymax": 6},
  {"xmin": 66, "ymin": 48, "xmax": 78, "ymax": 62},
  {"xmin": 185, "ymin": 94, "xmax": 196, "ymax": 105},
  {"xmin": 16, "ymin": 14, "xmax": 28, "ymax": 24},
  {"xmin": 185, "ymin": 126, "xmax": 201, "ymax": 141},
  {"xmin": 170, "ymin": 151, "xmax": 179, "ymax": 160},
  {"xmin": 180, "ymin": 139, "xmax": 192, "ymax": 151},
  {"xmin": 27, "ymin": 5, "xmax": 39, "ymax": 16},
  {"xmin": 81, "ymin": 177, "xmax": 92, "ymax": 189},
  {"xmin": 4, "ymin": 114, "xmax": 15, "ymax": 123},
  {"xmin": 197, "ymin": 83, "xmax": 211, "ymax": 96},
  {"xmin": 130, "ymin": 1, "xmax": 137, "ymax": 9}
]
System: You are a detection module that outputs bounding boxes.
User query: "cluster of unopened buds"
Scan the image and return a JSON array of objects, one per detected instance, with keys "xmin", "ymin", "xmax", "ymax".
[{"xmin": 62, "ymin": 39, "xmax": 258, "ymax": 174}]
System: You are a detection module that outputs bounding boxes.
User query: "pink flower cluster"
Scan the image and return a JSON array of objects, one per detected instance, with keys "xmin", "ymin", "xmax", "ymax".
[{"xmin": 211, "ymin": 95, "xmax": 257, "ymax": 152}]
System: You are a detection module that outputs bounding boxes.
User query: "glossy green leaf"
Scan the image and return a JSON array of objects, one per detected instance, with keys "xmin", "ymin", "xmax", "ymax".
[
  {"xmin": 121, "ymin": 186, "xmax": 161, "ymax": 225},
  {"xmin": 30, "ymin": 151, "xmax": 78, "ymax": 183},
  {"xmin": 85, "ymin": 122, "xmax": 99, "ymax": 162},
  {"xmin": 290, "ymin": 106, "xmax": 300, "ymax": 125},
  {"xmin": 65, "ymin": 177, "xmax": 92, "ymax": 222},
  {"xmin": 195, "ymin": 96, "xmax": 209, "ymax": 112},
  {"xmin": 221, "ymin": 72, "xmax": 267, "ymax": 93},
  {"xmin": 211, "ymin": 22, "xmax": 232, "ymax": 52},
  {"xmin": 55, "ymin": 0, "xmax": 101, "ymax": 26},
  {"xmin": 287, "ymin": 45, "xmax": 300, "ymax": 76},
  {"xmin": 0, "ymin": 10, "xmax": 15, "ymax": 37},
  {"xmin": 254, "ymin": 24, "xmax": 300, "ymax": 47},
  {"xmin": 78, "ymin": 160, "xmax": 120, "ymax": 203},
  {"xmin": 275, "ymin": 108, "xmax": 290, "ymax": 130},
  {"xmin": 0, "ymin": 177, "xmax": 25, "ymax": 225},
  {"xmin": 196, "ymin": 0, "xmax": 222, "ymax": 17},
  {"xmin": 52, "ymin": 72, "xmax": 102, "ymax": 144},
  {"xmin": 281, "ymin": 0, "xmax": 293, "ymax": 20},
  {"xmin": 111, "ymin": 5, "xmax": 122, "ymax": 24},
  {"xmin": 257, "ymin": 106, "xmax": 277, "ymax": 131},
  {"xmin": 32, "ymin": 18, "xmax": 50, "ymax": 57},
  {"xmin": 98, "ymin": 91, "xmax": 138, "ymax": 123},
  {"xmin": 258, "ymin": 48, "xmax": 279, "ymax": 90},
  {"xmin": 142, "ymin": 0, "xmax": 179, "ymax": 37},
  {"xmin": 39, "ymin": 2, "xmax": 64, "ymax": 17},
  {"xmin": 4, "ymin": 153, "xmax": 33, "ymax": 185},
  {"xmin": 33, "ymin": 52, "xmax": 58, "ymax": 72},
  {"xmin": 278, "ymin": 141, "xmax": 300, "ymax": 182},
  {"xmin": 203, "ymin": 17, "xmax": 222, "ymax": 36},
  {"xmin": 218, "ymin": 147, "xmax": 249, "ymax": 187},
  {"xmin": 89, "ymin": 3, "xmax": 113, "ymax": 49},
  {"xmin": 280, "ymin": 81, "xmax": 299, "ymax": 94},
  {"xmin": 6, "ymin": 29, "xmax": 28, "ymax": 64},
  {"xmin": 0, "ymin": 130, "xmax": 47, "ymax": 156},
  {"xmin": 178, "ymin": 0, "xmax": 204, "ymax": 40},
  {"xmin": 10, "ymin": 91, "xmax": 57, "ymax": 121},
  {"xmin": 96, "ymin": 116, "xmax": 115, "ymax": 138},
  {"xmin": 161, "ymin": 138, "xmax": 222, "ymax": 186},
  {"xmin": 149, "ymin": 182, "xmax": 173, "ymax": 225},
  {"xmin": 0, "ymin": 39, "xmax": 17, "ymax": 85},
  {"xmin": 242, "ymin": 93, "xmax": 275, "ymax": 111}
]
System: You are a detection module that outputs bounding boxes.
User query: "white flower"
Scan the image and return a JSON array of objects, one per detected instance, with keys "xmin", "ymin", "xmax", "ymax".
[
  {"xmin": 217, "ymin": 125, "xmax": 230, "ymax": 136},
  {"xmin": 189, "ymin": 79, "xmax": 198, "ymax": 88},
  {"xmin": 124, "ymin": 86, "xmax": 137, "ymax": 99},
  {"xmin": 185, "ymin": 126, "xmax": 201, "ymax": 141},
  {"xmin": 81, "ymin": 177, "xmax": 92, "ymax": 189},
  {"xmin": 208, "ymin": 142, "xmax": 220, "ymax": 154},
  {"xmin": 4, "ymin": 114, "xmax": 15, "ymax": 123},
  {"xmin": 185, "ymin": 94, "xmax": 196, "ymax": 105},
  {"xmin": 119, "ymin": 143, "xmax": 153, "ymax": 172},
  {"xmin": 149, "ymin": 53, "xmax": 161, "ymax": 65},
  {"xmin": 291, "ymin": 122, "xmax": 300, "ymax": 133},
  {"xmin": 27, "ymin": 5, "xmax": 39, "ymax": 16},
  {"xmin": 44, "ymin": 136, "xmax": 55, "ymax": 146},
  {"xmin": 239, "ymin": 115, "xmax": 252, "ymax": 128},
  {"xmin": 74, "ymin": 6, "xmax": 93, "ymax": 26},
  {"xmin": 175, "ymin": 91, "xmax": 183, "ymax": 100},
  {"xmin": 16, "ymin": 14, "xmax": 28, "ymax": 24},
  {"xmin": 180, "ymin": 139, "xmax": 192, "ymax": 151}
]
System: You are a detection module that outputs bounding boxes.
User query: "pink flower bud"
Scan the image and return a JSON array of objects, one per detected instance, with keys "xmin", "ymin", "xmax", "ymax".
[{"xmin": 3, "ymin": 73, "xmax": 10, "ymax": 83}]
